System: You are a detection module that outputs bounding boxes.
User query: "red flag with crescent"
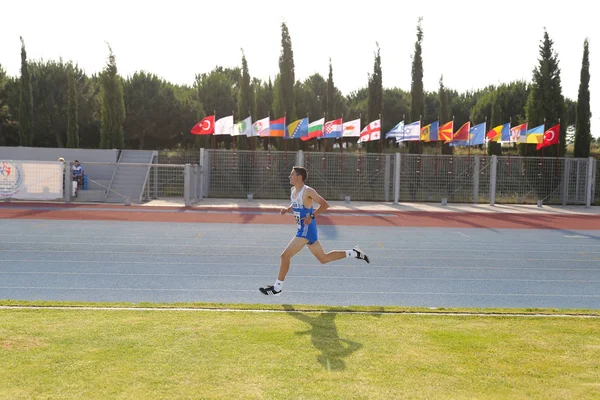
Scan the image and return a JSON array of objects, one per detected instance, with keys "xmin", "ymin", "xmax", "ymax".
[
  {"xmin": 190, "ymin": 115, "xmax": 215, "ymax": 135},
  {"xmin": 536, "ymin": 123, "xmax": 560, "ymax": 150}
]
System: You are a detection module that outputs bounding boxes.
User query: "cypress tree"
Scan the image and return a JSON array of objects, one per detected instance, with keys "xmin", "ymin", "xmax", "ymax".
[
  {"xmin": 409, "ymin": 18, "xmax": 424, "ymax": 154},
  {"xmin": 574, "ymin": 39, "xmax": 591, "ymax": 158},
  {"xmin": 18, "ymin": 36, "xmax": 34, "ymax": 146},
  {"xmin": 100, "ymin": 45, "xmax": 125, "ymax": 149},
  {"xmin": 66, "ymin": 63, "xmax": 79, "ymax": 148}
]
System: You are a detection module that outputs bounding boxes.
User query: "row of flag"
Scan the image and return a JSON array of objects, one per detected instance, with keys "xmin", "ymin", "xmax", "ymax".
[
  {"xmin": 190, "ymin": 115, "xmax": 363, "ymax": 141},
  {"xmin": 386, "ymin": 120, "xmax": 560, "ymax": 150},
  {"xmin": 190, "ymin": 115, "xmax": 560, "ymax": 150}
]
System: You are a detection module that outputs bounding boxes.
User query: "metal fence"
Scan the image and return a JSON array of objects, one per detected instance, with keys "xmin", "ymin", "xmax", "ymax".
[
  {"xmin": 49, "ymin": 149, "xmax": 597, "ymax": 206},
  {"xmin": 195, "ymin": 150, "xmax": 595, "ymax": 206}
]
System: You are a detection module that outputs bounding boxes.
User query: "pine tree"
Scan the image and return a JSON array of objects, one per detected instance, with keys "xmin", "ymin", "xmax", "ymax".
[
  {"xmin": 409, "ymin": 18, "xmax": 424, "ymax": 154},
  {"xmin": 367, "ymin": 43, "xmax": 382, "ymax": 152},
  {"xmin": 66, "ymin": 63, "xmax": 79, "ymax": 148},
  {"xmin": 100, "ymin": 44, "xmax": 125, "ymax": 149},
  {"xmin": 524, "ymin": 29, "xmax": 565, "ymax": 156},
  {"xmin": 574, "ymin": 38, "xmax": 591, "ymax": 158},
  {"xmin": 18, "ymin": 36, "xmax": 34, "ymax": 147}
]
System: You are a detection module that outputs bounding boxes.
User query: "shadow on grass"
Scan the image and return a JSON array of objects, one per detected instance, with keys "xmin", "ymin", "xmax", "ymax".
[{"xmin": 283, "ymin": 304, "xmax": 383, "ymax": 371}]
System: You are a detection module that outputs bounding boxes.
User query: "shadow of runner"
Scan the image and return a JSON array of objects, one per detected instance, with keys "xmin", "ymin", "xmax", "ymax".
[{"xmin": 282, "ymin": 304, "xmax": 362, "ymax": 371}]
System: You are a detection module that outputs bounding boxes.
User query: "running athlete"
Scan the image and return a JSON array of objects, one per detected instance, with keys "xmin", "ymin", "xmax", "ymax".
[{"xmin": 260, "ymin": 166, "xmax": 370, "ymax": 295}]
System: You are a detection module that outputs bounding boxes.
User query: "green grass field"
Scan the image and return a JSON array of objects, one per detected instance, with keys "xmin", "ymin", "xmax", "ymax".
[{"xmin": 1, "ymin": 302, "xmax": 599, "ymax": 399}]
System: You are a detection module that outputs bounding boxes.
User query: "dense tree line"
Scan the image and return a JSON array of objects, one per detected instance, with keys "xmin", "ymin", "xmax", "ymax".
[{"xmin": 0, "ymin": 22, "xmax": 590, "ymax": 156}]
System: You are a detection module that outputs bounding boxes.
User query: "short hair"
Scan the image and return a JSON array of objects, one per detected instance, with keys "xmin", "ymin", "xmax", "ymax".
[{"xmin": 292, "ymin": 166, "xmax": 307, "ymax": 182}]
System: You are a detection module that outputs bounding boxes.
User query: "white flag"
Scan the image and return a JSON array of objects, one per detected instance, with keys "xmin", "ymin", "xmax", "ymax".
[
  {"xmin": 233, "ymin": 116, "xmax": 253, "ymax": 136},
  {"xmin": 398, "ymin": 121, "xmax": 420, "ymax": 142},
  {"xmin": 342, "ymin": 118, "xmax": 361, "ymax": 137},
  {"xmin": 215, "ymin": 116, "xmax": 234, "ymax": 135},
  {"xmin": 385, "ymin": 121, "xmax": 404, "ymax": 139},
  {"xmin": 252, "ymin": 116, "xmax": 271, "ymax": 137},
  {"xmin": 359, "ymin": 119, "xmax": 381, "ymax": 142}
]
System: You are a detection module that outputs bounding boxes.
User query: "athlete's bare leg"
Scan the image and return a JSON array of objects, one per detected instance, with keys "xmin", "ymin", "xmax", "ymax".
[
  {"xmin": 278, "ymin": 236, "xmax": 309, "ymax": 281},
  {"xmin": 306, "ymin": 240, "xmax": 347, "ymax": 264}
]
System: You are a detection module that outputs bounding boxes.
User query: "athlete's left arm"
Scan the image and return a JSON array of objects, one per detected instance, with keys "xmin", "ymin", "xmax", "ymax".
[{"xmin": 307, "ymin": 187, "xmax": 329, "ymax": 218}]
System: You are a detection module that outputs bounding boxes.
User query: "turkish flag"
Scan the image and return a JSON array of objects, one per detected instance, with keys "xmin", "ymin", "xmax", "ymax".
[
  {"xmin": 536, "ymin": 123, "xmax": 560, "ymax": 150},
  {"xmin": 190, "ymin": 115, "xmax": 215, "ymax": 135}
]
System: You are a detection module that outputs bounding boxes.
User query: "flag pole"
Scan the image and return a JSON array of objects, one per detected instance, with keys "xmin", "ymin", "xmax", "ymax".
[
  {"xmin": 508, "ymin": 117, "xmax": 511, "ymax": 177},
  {"xmin": 418, "ymin": 115, "xmax": 422, "ymax": 177},
  {"xmin": 267, "ymin": 111, "xmax": 271, "ymax": 169},
  {"xmin": 249, "ymin": 109, "xmax": 254, "ymax": 169},
  {"xmin": 267, "ymin": 111, "xmax": 271, "ymax": 153},
  {"xmin": 418, "ymin": 115, "xmax": 422, "ymax": 155},
  {"xmin": 284, "ymin": 112, "xmax": 288, "ymax": 163},
  {"xmin": 339, "ymin": 114, "xmax": 344, "ymax": 173},
  {"xmin": 467, "ymin": 120, "xmax": 471, "ymax": 177},
  {"xmin": 322, "ymin": 112, "xmax": 326, "ymax": 153},
  {"xmin": 450, "ymin": 116, "xmax": 455, "ymax": 176},
  {"xmin": 523, "ymin": 121, "xmax": 527, "ymax": 178},
  {"xmin": 540, "ymin": 118, "xmax": 546, "ymax": 177},
  {"xmin": 524, "ymin": 119, "xmax": 528, "ymax": 175},
  {"xmin": 232, "ymin": 109, "xmax": 236, "ymax": 151},
  {"xmin": 358, "ymin": 112, "xmax": 362, "ymax": 176},
  {"xmin": 322, "ymin": 112, "xmax": 327, "ymax": 173},
  {"xmin": 435, "ymin": 115, "xmax": 439, "ymax": 177},
  {"xmin": 378, "ymin": 112, "xmax": 382, "ymax": 159},
  {"xmin": 378, "ymin": 113, "xmax": 382, "ymax": 173},
  {"xmin": 401, "ymin": 114, "xmax": 405, "ymax": 176},
  {"xmin": 212, "ymin": 110, "xmax": 217, "ymax": 170},
  {"xmin": 556, "ymin": 118, "xmax": 560, "ymax": 178},
  {"xmin": 483, "ymin": 116, "xmax": 487, "ymax": 175}
]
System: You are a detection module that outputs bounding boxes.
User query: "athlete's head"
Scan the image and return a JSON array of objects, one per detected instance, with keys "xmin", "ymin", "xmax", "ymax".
[{"xmin": 290, "ymin": 166, "xmax": 307, "ymax": 184}]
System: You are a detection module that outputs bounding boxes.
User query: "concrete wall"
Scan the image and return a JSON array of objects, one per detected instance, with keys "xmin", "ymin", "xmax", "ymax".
[{"xmin": 0, "ymin": 147, "xmax": 119, "ymax": 163}]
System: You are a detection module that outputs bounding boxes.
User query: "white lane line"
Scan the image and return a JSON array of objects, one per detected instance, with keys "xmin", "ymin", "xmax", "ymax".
[
  {"xmin": 0, "ymin": 305, "xmax": 598, "ymax": 318},
  {"xmin": 1, "ymin": 260, "xmax": 599, "ymax": 271},
  {"xmin": 0, "ymin": 271, "xmax": 598, "ymax": 283},
  {"xmin": 1, "ymin": 286, "xmax": 599, "ymax": 297}
]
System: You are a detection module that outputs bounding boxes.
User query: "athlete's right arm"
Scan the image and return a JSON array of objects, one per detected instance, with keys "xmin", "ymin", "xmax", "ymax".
[{"xmin": 280, "ymin": 204, "xmax": 293, "ymax": 215}]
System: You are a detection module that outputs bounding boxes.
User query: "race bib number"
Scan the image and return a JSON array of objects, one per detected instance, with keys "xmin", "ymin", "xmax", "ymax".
[{"xmin": 294, "ymin": 211, "xmax": 301, "ymax": 228}]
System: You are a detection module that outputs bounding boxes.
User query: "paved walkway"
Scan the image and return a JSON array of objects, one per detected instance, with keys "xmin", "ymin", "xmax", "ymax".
[{"xmin": 143, "ymin": 198, "xmax": 600, "ymax": 215}]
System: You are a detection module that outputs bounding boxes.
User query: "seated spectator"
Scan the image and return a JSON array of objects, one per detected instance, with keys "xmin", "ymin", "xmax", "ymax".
[{"xmin": 72, "ymin": 160, "xmax": 84, "ymax": 188}]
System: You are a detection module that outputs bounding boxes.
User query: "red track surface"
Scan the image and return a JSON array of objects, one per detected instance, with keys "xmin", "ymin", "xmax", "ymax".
[{"xmin": 1, "ymin": 203, "xmax": 598, "ymax": 229}]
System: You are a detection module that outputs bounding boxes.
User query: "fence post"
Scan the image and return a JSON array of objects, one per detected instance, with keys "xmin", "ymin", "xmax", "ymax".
[
  {"xmin": 394, "ymin": 152, "xmax": 401, "ymax": 204},
  {"xmin": 473, "ymin": 156, "xmax": 480, "ymax": 204},
  {"xmin": 184, "ymin": 164, "xmax": 191, "ymax": 207},
  {"xmin": 586, "ymin": 157, "xmax": 595, "ymax": 208},
  {"xmin": 562, "ymin": 159, "xmax": 570, "ymax": 205},
  {"xmin": 203, "ymin": 149, "xmax": 211, "ymax": 198},
  {"xmin": 192, "ymin": 165, "xmax": 198, "ymax": 203},
  {"xmin": 194, "ymin": 165, "xmax": 202, "ymax": 202},
  {"xmin": 64, "ymin": 161, "xmax": 72, "ymax": 204},
  {"xmin": 384, "ymin": 154, "xmax": 391, "ymax": 202},
  {"xmin": 153, "ymin": 155, "xmax": 158, "ymax": 200},
  {"xmin": 297, "ymin": 150, "xmax": 304, "ymax": 167},
  {"xmin": 198, "ymin": 148, "xmax": 204, "ymax": 201},
  {"xmin": 489, "ymin": 155, "xmax": 497, "ymax": 206}
]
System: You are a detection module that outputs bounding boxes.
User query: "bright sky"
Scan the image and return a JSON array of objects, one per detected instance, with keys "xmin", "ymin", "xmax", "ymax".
[{"xmin": 1, "ymin": 0, "xmax": 597, "ymax": 135}]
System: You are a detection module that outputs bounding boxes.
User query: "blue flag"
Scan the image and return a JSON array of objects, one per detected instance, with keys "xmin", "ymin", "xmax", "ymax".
[{"xmin": 469, "ymin": 122, "xmax": 486, "ymax": 145}]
